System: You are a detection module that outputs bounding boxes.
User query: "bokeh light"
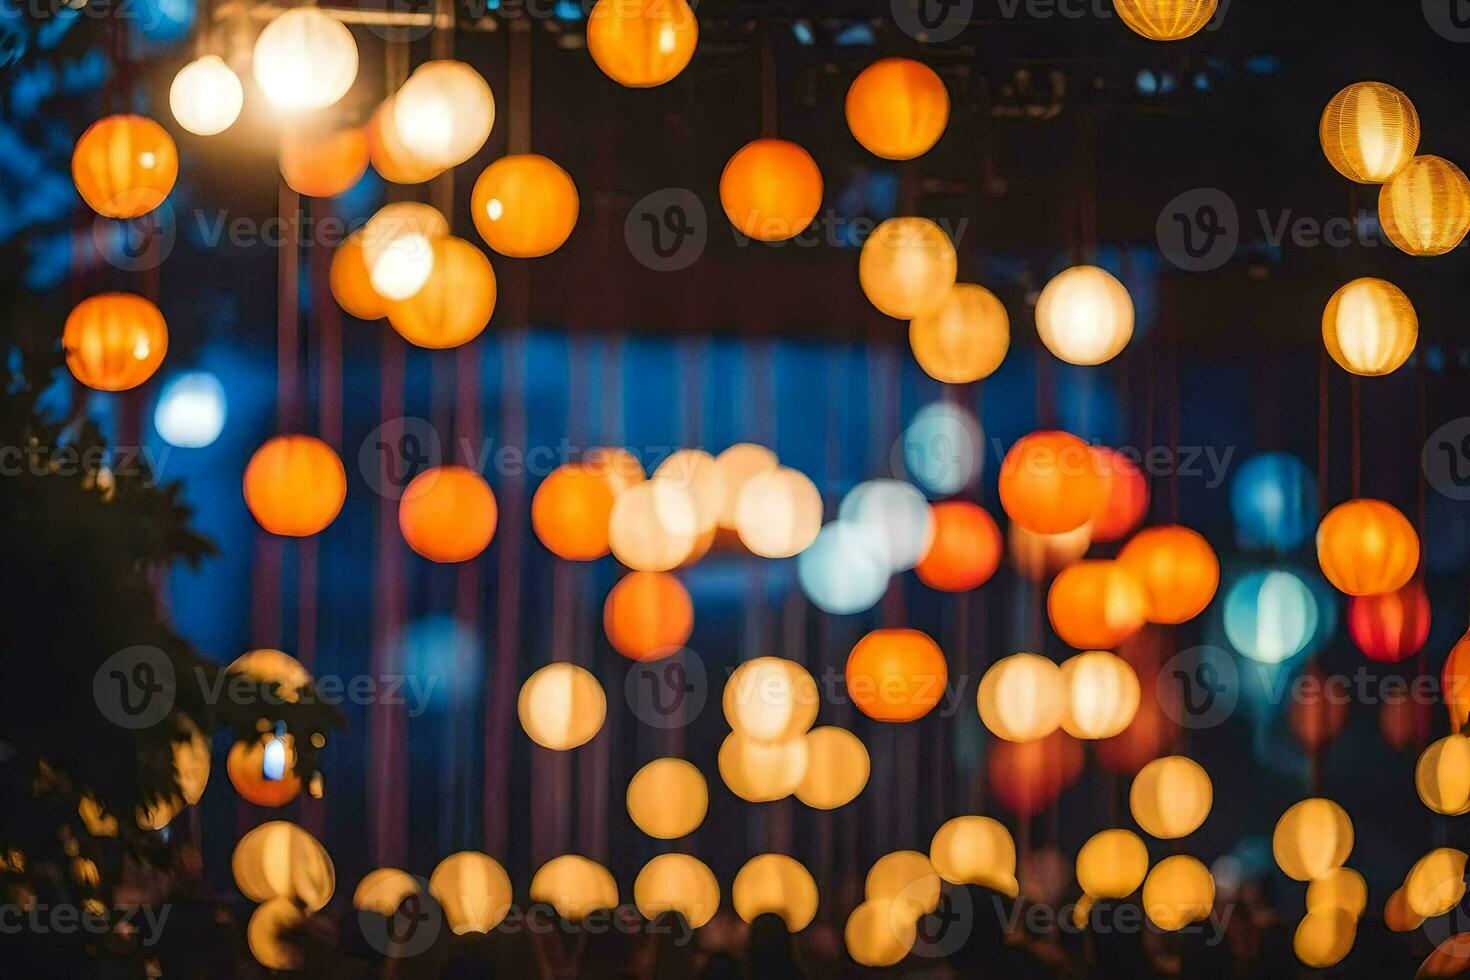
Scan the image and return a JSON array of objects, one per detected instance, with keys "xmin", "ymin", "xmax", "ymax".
[{"xmin": 154, "ymin": 371, "xmax": 226, "ymax": 448}]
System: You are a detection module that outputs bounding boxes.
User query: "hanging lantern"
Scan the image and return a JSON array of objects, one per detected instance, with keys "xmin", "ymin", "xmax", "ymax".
[
  {"xmin": 1230, "ymin": 452, "xmax": 1318, "ymax": 552},
  {"xmin": 915, "ymin": 501, "xmax": 1002, "ymax": 592},
  {"xmin": 1293, "ymin": 909, "xmax": 1356, "ymax": 968},
  {"xmin": 907, "ymin": 283, "xmax": 1009, "ymax": 383},
  {"xmin": 1417, "ymin": 735, "xmax": 1470, "ymax": 816},
  {"xmin": 1348, "ymin": 581, "xmax": 1429, "ymax": 663},
  {"xmin": 1096, "ymin": 648, "xmax": 1178, "ymax": 775},
  {"xmin": 1316, "ymin": 498, "xmax": 1419, "ymax": 596},
  {"xmin": 429, "ymin": 852, "xmax": 513, "ymax": 934},
  {"xmin": 533, "ymin": 464, "xmax": 616, "ymax": 561},
  {"xmin": 385, "ymin": 236, "xmax": 496, "ymax": 349},
  {"xmin": 72, "ymin": 115, "xmax": 178, "ymax": 220},
  {"xmin": 231, "ymin": 648, "xmax": 311, "ymax": 700},
  {"xmin": 280, "ymin": 126, "xmax": 370, "ymax": 199},
  {"xmin": 714, "ymin": 444, "xmax": 779, "ymax": 528},
  {"xmin": 978, "ymin": 653, "xmax": 1066, "ymax": 743},
  {"xmin": 1141, "ymin": 856, "xmax": 1215, "ymax": 932},
  {"xmin": 530, "ymin": 855, "xmax": 618, "ymax": 922},
  {"xmin": 840, "ymin": 479, "xmax": 935, "ymax": 573},
  {"xmin": 734, "ymin": 466, "xmax": 823, "ymax": 558},
  {"xmin": 471, "ymin": 154, "xmax": 580, "ymax": 258},
  {"xmin": 517, "ymin": 663, "xmax": 606, "ymax": 750},
  {"xmin": 719, "ymin": 139, "xmax": 824, "ymax": 242},
  {"xmin": 846, "ymin": 629, "xmax": 948, "ymax": 723},
  {"xmin": 1381, "ymin": 697, "xmax": 1431, "ymax": 751},
  {"xmin": 63, "ymin": 293, "xmax": 168, "ymax": 392},
  {"xmin": 1289, "ymin": 668, "xmax": 1350, "ymax": 752},
  {"xmin": 718, "ymin": 732, "xmax": 809, "ymax": 803},
  {"xmin": 232, "ymin": 821, "xmax": 335, "ymax": 909},
  {"xmin": 653, "ymin": 450, "xmax": 726, "ymax": 537},
  {"xmin": 398, "ymin": 465, "xmax": 498, "ymax": 563},
  {"xmin": 1035, "ymin": 265, "xmax": 1135, "ymax": 366},
  {"xmin": 1222, "ymin": 569, "xmax": 1320, "ymax": 664},
  {"xmin": 845, "ymin": 58, "xmax": 950, "ymax": 161},
  {"xmin": 724, "ymin": 657, "xmax": 819, "ymax": 741},
  {"xmin": 243, "ymin": 435, "xmax": 346, "ymax": 537},
  {"xmin": 174, "ymin": 717, "xmax": 211, "ymax": 805},
  {"xmin": 1114, "ymin": 0, "xmax": 1218, "ymax": 40},
  {"xmin": 170, "ymin": 55, "xmax": 244, "ymax": 136},
  {"xmin": 393, "ymin": 60, "xmax": 494, "ymax": 171},
  {"xmin": 1118, "ymin": 525, "xmax": 1220, "ymax": 624},
  {"xmin": 586, "ymin": 0, "xmax": 698, "ymax": 88},
  {"xmin": 330, "ymin": 232, "xmax": 386, "ymax": 320},
  {"xmin": 1273, "ymin": 798, "xmax": 1354, "ymax": 882},
  {"xmin": 354, "ymin": 868, "xmax": 419, "ymax": 916},
  {"xmin": 795, "ymin": 727, "xmax": 869, "ymax": 810},
  {"xmin": 1405, "ymin": 848, "xmax": 1469, "ymax": 918},
  {"xmin": 988, "ymin": 728, "xmax": 1084, "ymax": 817},
  {"xmin": 844, "ymin": 899, "xmax": 916, "ymax": 967},
  {"xmin": 1384, "ymin": 887, "xmax": 1424, "ymax": 933},
  {"xmin": 1130, "ymin": 755, "xmax": 1212, "ymax": 840},
  {"xmin": 1090, "ymin": 448, "xmax": 1150, "ymax": 543},
  {"xmin": 634, "ymin": 854, "xmax": 719, "ymax": 928},
  {"xmin": 1076, "ymin": 829, "xmax": 1149, "ymax": 899},
  {"xmin": 248, "ymin": 898, "xmax": 304, "ymax": 971},
  {"xmin": 252, "ymin": 7, "xmax": 359, "ymax": 112},
  {"xmin": 227, "ymin": 736, "xmax": 303, "ymax": 808},
  {"xmin": 866, "ymin": 851, "xmax": 940, "ymax": 924},
  {"xmin": 1307, "ymin": 868, "xmax": 1368, "ymax": 920},
  {"xmin": 732, "ymin": 855, "xmax": 819, "ymax": 931},
  {"xmin": 608, "ymin": 478, "xmax": 698, "ymax": 571},
  {"xmin": 1009, "ymin": 523, "xmax": 1093, "ymax": 582},
  {"xmin": 369, "ymin": 97, "xmax": 443, "ymax": 185},
  {"xmin": 858, "ymin": 217, "xmax": 957, "ymax": 319},
  {"xmin": 603, "ymin": 571, "xmax": 693, "ymax": 661},
  {"xmin": 798, "ymin": 519, "xmax": 891, "ymax": 614},
  {"xmin": 1445, "ymin": 633, "xmax": 1470, "ymax": 731},
  {"xmin": 999, "ymin": 430, "xmax": 1103, "ymax": 535},
  {"xmin": 1321, "ymin": 278, "xmax": 1417, "ymax": 376},
  {"xmin": 1061, "ymin": 650, "xmax": 1140, "ymax": 740},
  {"xmin": 1320, "ymin": 82, "xmax": 1419, "ymax": 183},
  {"xmin": 627, "ymin": 758, "xmax": 707, "ymax": 839},
  {"xmin": 362, "ymin": 202, "xmax": 449, "ymax": 302},
  {"xmin": 1379, "ymin": 155, "xmax": 1470, "ymax": 257},
  {"xmin": 929, "ymin": 816, "xmax": 1018, "ymax": 894},
  {"xmin": 1047, "ymin": 560, "xmax": 1148, "ymax": 649}
]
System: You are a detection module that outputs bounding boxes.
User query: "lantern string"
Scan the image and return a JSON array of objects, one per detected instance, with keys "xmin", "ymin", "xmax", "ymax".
[
  {"xmin": 1350, "ymin": 375, "xmax": 1362, "ymax": 498},
  {"xmin": 277, "ymin": 180, "xmax": 302, "ymax": 432},
  {"xmin": 760, "ymin": 36, "xmax": 778, "ymax": 139}
]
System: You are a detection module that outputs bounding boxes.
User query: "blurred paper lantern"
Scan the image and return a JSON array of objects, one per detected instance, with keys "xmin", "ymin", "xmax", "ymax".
[
  {"xmin": 1114, "ymin": 0, "xmax": 1217, "ymax": 40},
  {"xmin": 174, "ymin": 718, "xmax": 211, "ymax": 805},
  {"xmin": 227, "ymin": 736, "xmax": 303, "ymax": 807},
  {"xmin": 988, "ymin": 729, "xmax": 1084, "ymax": 817},
  {"xmin": 252, "ymin": 7, "xmax": 358, "ymax": 111},
  {"xmin": 1307, "ymin": 868, "xmax": 1368, "ymax": 919},
  {"xmin": 1142, "ymin": 856, "xmax": 1215, "ymax": 931},
  {"xmin": 1294, "ymin": 909, "xmax": 1356, "ymax": 968},
  {"xmin": 1061, "ymin": 651, "xmax": 1140, "ymax": 740},
  {"xmin": 1385, "ymin": 887, "xmax": 1424, "ymax": 933},
  {"xmin": 1379, "ymin": 155, "xmax": 1470, "ymax": 256},
  {"xmin": 1130, "ymin": 755, "xmax": 1211, "ymax": 839},
  {"xmin": 248, "ymin": 898, "xmax": 304, "ymax": 971},
  {"xmin": 1348, "ymin": 581, "xmax": 1430, "ymax": 663},
  {"xmin": 586, "ymin": 0, "xmax": 698, "ymax": 88},
  {"xmin": 1096, "ymin": 664, "xmax": 1178, "ymax": 775},
  {"xmin": 608, "ymin": 478, "xmax": 698, "ymax": 571},
  {"xmin": 907, "ymin": 282, "xmax": 1009, "ymax": 384},
  {"xmin": 719, "ymin": 139, "xmax": 823, "ymax": 242},
  {"xmin": 627, "ymin": 758, "xmax": 707, "ymax": 838},
  {"xmin": 399, "ymin": 466, "xmax": 497, "ymax": 563},
  {"xmin": 232, "ymin": 820, "xmax": 335, "ymax": 909},
  {"xmin": 858, "ymin": 217, "xmax": 957, "ymax": 319},
  {"xmin": 845, "ymin": 58, "xmax": 949, "ymax": 161},
  {"xmin": 363, "ymin": 203, "xmax": 449, "ymax": 302},
  {"xmin": 1317, "ymin": 499, "xmax": 1419, "ymax": 596},
  {"xmin": 1320, "ymin": 82, "xmax": 1419, "ymax": 184},
  {"xmin": 1009, "ymin": 523, "xmax": 1092, "ymax": 582},
  {"xmin": 1273, "ymin": 799, "xmax": 1354, "ymax": 882},
  {"xmin": 1419, "ymin": 934, "xmax": 1470, "ymax": 978},
  {"xmin": 471, "ymin": 154, "xmax": 579, "ymax": 258},
  {"xmin": 518, "ymin": 663, "xmax": 606, "ymax": 750},
  {"xmin": 72, "ymin": 115, "xmax": 178, "ymax": 219},
  {"xmin": 1035, "ymin": 266, "xmax": 1135, "ymax": 366},
  {"xmin": 330, "ymin": 232, "xmax": 386, "ymax": 320},
  {"xmin": 280, "ymin": 126, "xmax": 369, "ymax": 198},
  {"xmin": 533, "ymin": 464, "xmax": 615, "ymax": 560},
  {"xmin": 603, "ymin": 571, "xmax": 693, "ymax": 661},
  {"xmin": 796, "ymin": 727, "xmax": 869, "ymax": 810},
  {"xmin": 393, "ymin": 60, "xmax": 494, "ymax": 170},
  {"xmin": 1417, "ymin": 735, "xmax": 1470, "ymax": 816},
  {"xmin": 733, "ymin": 854, "xmax": 819, "ymax": 930},
  {"xmin": 230, "ymin": 648, "xmax": 311, "ymax": 700},
  {"xmin": 385, "ymin": 237, "xmax": 496, "ymax": 349},
  {"xmin": 846, "ymin": 629, "xmax": 948, "ymax": 723},
  {"xmin": 735, "ymin": 467, "xmax": 823, "ymax": 558},
  {"xmin": 155, "ymin": 371, "xmax": 227, "ymax": 448},
  {"xmin": 530, "ymin": 855, "xmax": 619, "ymax": 921},
  {"xmin": 63, "ymin": 293, "xmax": 168, "ymax": 391},
  {"xmin": 999, "ymin": 431, "xmax": 1103, "ymax": 535},
  {"xmin": 1047, "ymin": 560, "xmax": 1148, "ymax": 649},
  {"xmin": 1119, "ymin": 525, "xmax": 1219, "ymax": 624},
  {"xmin": 354, "ymin": 868, "xmax": 419, "ymax": 916},
  {"xmin": 170, "ymin": 55, "xmax": 243, "ymax": 136},
  {"xmin": 715, "ymin": 444, "xmax": 778, "ymax": 528},
  {"xmin": 929, "ymin": 816, "xmax": 1018, "ymax": 894},
  {"xmin": 368, "ymin": 97, "xmax": 443, "ymax": 185},
  {"xmin": 845, "ymin": 898, "xmax": 916, "ymax": 967},
  {"xmin": 1076, "ymin": 829, "xmax": 1149, "ymax": 899},
  {"xmin": 724, "ymin": 657, "xmax": 818, "ymax": 741},
  {"xmin": 1322, "ymin": 277, "xmax": 1417, "ymax": 377},
  {"xmin": 430, "ymin": 852, "xmax": 513, "ymax": 933},
  {"xmin": 587, "ymin": 446, "xmax": 647, "ymax": 496},
  {"xmin": 867, "ymin": 851, "xmax": 940, "ymax": 924},
  {"xmin": 1289, "ymin": 668, "xmax": 1351, "ymax": 752},
  {"xmin": 1405, "ymin": 849, "xmax": 1469, "ymax": 918},
  {"xmin": 978, "ymin": 653, "xmax": 1066, "ymax": 743},
  {"xmin": 653, "ymin": 449, "xmax": 726, "ymax": 537},
  {"xmin": 839, "ymin": 479, "xmax": 935, "ymax": 573},
  {"xmin": 718, "ymin": 732, "xmax": 809, "ymax": 803},
  {"xmin": 1090, "ymin": 449, "xmax": 1149, "ymax": 543},
  {"xmin": 1231, "ymin": 452, "xmax": 1317, "ymax": 551},
  {"xmin": 1445, "ymin": 634, "xmax": 1470, "ymax": 731},
  {"xmin": 797, "ymin": 520, "xmax": 890, "ymax": 614},
  {"xmin": 915, "ymin": 502, "xmax": 1002, "ymax": 592},
  {"xmin": 1223, "ymin": 569, "xmax": 1319, "ymax": 664},
  {"xmin": 634, "ymin": 854, "xmax": 720, "ymax": 928}
]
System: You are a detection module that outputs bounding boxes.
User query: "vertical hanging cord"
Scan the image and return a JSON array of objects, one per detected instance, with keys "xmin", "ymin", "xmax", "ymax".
[
  {"xmin": 1350, "ymin": 376, "xmax": 1362, "ymax": 498},
  {"xmin": 760, "ymin": 35, "xmax": 777, "ymax": 138}
]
